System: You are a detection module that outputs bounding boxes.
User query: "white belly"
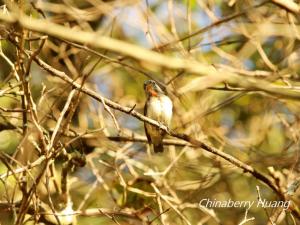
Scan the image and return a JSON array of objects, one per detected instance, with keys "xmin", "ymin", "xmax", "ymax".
[
  {"xmin": 145, "ymin": 95, "xmax": 172, "ymax": 146},
  {"xmin": 146, "ymin": 95, "xmax": 172, "ymax": 126}
]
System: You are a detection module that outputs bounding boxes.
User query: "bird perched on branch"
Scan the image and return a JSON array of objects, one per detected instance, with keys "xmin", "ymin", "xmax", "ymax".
[{"xmin": 144, "ymin": 80, "xmax": 173, "ymax": 153}]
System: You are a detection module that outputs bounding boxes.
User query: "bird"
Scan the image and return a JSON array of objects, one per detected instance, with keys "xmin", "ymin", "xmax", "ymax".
[{"xmin": 144, "ymin": 80, "xmax": 173, "ymax": 153}]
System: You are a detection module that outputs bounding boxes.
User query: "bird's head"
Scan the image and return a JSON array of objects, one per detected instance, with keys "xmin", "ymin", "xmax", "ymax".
[{"xmin": 144, "ymin": 80, "xmax": 164, "ymax": 97}]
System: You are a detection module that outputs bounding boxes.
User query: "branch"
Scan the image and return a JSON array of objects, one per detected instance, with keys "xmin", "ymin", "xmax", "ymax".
[
  {"xmin": 270, "ymin": 0, "xmax": 300, "ymax": 14},
  {"xmin": 106, "ymin": 136, "xmax": 192, "ymax": 146},
  {"xmin": 0, "ymin": 155, "xmax": 47, "ymax": 179}
]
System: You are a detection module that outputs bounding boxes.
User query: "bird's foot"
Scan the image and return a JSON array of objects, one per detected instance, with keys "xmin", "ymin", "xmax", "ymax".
[
  {"xmin": 158, "ymin": 122, "xmax": 165, "ymax": 130},
  {"xmin": 165, "ymin": 126, "xmax": 171, "ymax": 135},
  {"xmin": 157, "ymin": 122, "xmax": 171, "ymax": 134}
]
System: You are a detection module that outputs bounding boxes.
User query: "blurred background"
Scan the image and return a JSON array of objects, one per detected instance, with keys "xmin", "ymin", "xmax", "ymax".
[{"xmin": 0, "ymin": 0, "xmax": 300, "ymax": 224}]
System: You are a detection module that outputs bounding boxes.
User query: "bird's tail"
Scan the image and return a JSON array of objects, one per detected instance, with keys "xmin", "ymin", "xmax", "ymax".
[{"xmin": 153, "ymin": 143, "xmax": 164, "ymax": 153}]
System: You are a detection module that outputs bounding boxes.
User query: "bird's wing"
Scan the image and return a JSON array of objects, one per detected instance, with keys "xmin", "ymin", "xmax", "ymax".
[{"xmin": 144, "ymin": 101, "xmax": 152, "ymax": 143}]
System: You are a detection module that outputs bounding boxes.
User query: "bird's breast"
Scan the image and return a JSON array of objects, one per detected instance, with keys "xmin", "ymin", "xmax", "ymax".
[{"xmin": 146, "ymin": 95, "xmax": 172, "ymax": 126}]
